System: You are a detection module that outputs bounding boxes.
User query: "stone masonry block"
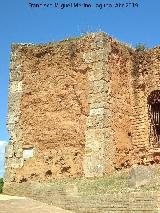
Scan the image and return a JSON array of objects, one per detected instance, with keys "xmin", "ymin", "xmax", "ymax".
[
  {"xmin": 92, "ymin": 37, "xmax": 106, "ymax": 49},
  {"xmin": 83, "ymin": 50, "xmax": 109, "ymax": 64},
  {"xmin": 88, "ymin": 67, "xmax": 109, "ymax": 82},
  {"xmin": 9, "ymin": 130, "xmax": 22, "ymax": 142},
  {"xmin": 128, "ymin": 165, "xmax": 154, "ymax": 188},
  {"xmin": 93, "ymin": 69, "xmax": 104, "ymax": 81},
  {"xmin": 8, "ymin": 92, "xmax": 21, "ymax": 110},
  {"xmin": 11, "ymin": 47, "xmax": 22, "ymax": 59},
  {"xmin": 15, "ymin": 148, "xmax": 23, "ymax": 158},
  {"xmin": 84, "ymin": 155, "xmax": 105, "ymax": 177},
  {"xmin": 88, "ymin": 71, "xmax": 94, "ymax": 81},
  {"xmin": 105, "ymin": 130, "xmax": 114, "ymax": 139},
  {"xmin": 7, "ymin": 123, "xmax": 16, "ymax": 133},
  {"xmin": 5, "ymin": 144, "xmax": 14, "ymax": 158},
  {"xmin": 94, "ymin": 61, "xmax": 106, "ymax": 70},
  {"xmin": 104, "ymin": 108, "xmax": 112, "ymax": 117},
  {"xmin": 89, "ymin": 107, "xmax": 105, "ymax": 116},
  {"xmin": 85, "ymin": 129, "xmax": 106, "ymax": 143},
  {"xmin": 10, "ymin": 81, "xmax": 23, "ymax": 93},
  {"xmin": 93, "ymin": 40, "xmax": 105, "ymax": 49},
  {"xmin": 85, "ymin": 140, "xmax": 106, "ymax": 153},
  {"xmin": 91, "ymin": 34, "xmax": 111, "ymax": 50},
  {"xmin": 90, "ymin": 102, "xmax": 107, "ymax": 109},
  {"xmin": 88, "ymin": 92, "xmax": 107, "ymax": 104},
  {"xmin": 5, "ymin": 157, "xmax": 23, "ymax": 169},
  {"xmin": 87, "ymin": 115, "xmax": 104, "ymax": 129},
  {"xmin": 92, "ymin": 80, "xmax": 109, "ymax": 93},
  {"xmin": 3, "ymin": 169, "xmax": 16, "ymax": 182},
  {"xmin": 10, "ymin": 65, "xmax": 22, "ymax": 81},
  {"xmin": 88, "ymin": 62, "xmax": 110, "ymax": 81},
  {"xmin": 7, "ymin": 113, "xmax": 19, "ymax": 125}
]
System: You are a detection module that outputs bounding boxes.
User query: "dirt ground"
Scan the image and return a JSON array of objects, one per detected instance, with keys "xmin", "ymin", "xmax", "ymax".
[{"xmin": 0, "ymin": 195, "xmax": 75, "ymax": 213}]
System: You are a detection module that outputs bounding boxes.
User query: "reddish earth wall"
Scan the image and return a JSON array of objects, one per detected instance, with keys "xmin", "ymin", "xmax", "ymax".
[
  {"xmin": 108, "ymin": 41, "xmax": 133, "ymax": 169},
  {"xmin": 6, "ymin": 36, "xmax": 97, "ymax": 182},
  {"xmin": 20, "ymin": 40, "xmax": 91, "ymax": 181}
]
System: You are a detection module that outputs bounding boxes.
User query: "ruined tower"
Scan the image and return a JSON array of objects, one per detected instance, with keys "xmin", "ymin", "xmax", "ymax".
[{"xmin": 4, "ymin": 32, "xmax": 160, "ymax": 194}]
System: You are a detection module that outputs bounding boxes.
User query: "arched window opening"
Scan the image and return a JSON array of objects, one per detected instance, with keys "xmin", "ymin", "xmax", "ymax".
[{"xmin": 148, "ymin": 90, "xmax": 160, "ymax": 146}]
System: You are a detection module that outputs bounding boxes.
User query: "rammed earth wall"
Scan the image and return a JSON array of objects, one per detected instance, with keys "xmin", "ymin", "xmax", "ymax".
[{"xmin": 5, "ymin": 35, "xmax": 92, "ymax": 183}]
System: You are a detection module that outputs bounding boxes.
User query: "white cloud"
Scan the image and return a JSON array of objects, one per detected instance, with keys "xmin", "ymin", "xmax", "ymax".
[
  {"xmin": 0, "ymin": 141, "xmax": 8, "ymax": 177},
  {"xmin": 0, "ymin": 141, "xmax": 7, "ymax": 154},
  {"xmin": 0, "ymin": 141, "xmax": 7, "ymax": 146}
]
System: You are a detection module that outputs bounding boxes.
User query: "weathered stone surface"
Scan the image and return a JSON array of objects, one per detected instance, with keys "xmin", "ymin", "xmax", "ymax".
[
  {"xmin": 83, "ymin": 155, "xmax": 105, "ymax": 177},
  {"xmin": 87, "ymin": 115, "xmax": 104, "ymax": 128},
  {"xmin": 5, "ymin": 157, "xmax": 23, "ymax": 169},
  {"xmin": 9, "ymin": 81, "xmax": 23, "ymax": 93},
  {"xmin": 83, "ymin": 35, "xmax": 113, "ymax": 177},
  {"xmin": 5, "ymin": 145, "xmax": 14, "ymax": 158},
  {"xmin": 65, "ymin": 184, "xmax": 78, "ymax": 197},
  {"xmin": 83, "ymin": 49, "xmax": 109, "ymax": 63},
  {"xmin": 89, "ymin": 108, "xmax": 105, "ymax": 116},
  {"xmin": 7, "ymin": 113, "xmax": 19, "ymax": 124},
  {"xmin": 85, "ymin": 129, "xmax": 105, "ymax": 141},
  {"xmin": 88, "ymin": 92, "xmax": 107, "ymax": 103},
  {"xmin": 128, "ymin": 165, "xmax": 155, "ymax": 187}
]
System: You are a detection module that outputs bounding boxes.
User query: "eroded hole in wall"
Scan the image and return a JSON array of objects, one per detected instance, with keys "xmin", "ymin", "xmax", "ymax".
[
  {"xmin": 61, "ymin": 166, "xmax": 71, "ymax": 173},
  {"xmin": 19, "ymin": 177, "xmax": 28, "ymax": 183},
  {"xmin": 128, "ymin": 132, "xmax": 132, "ymax": 137},
  {"xmin": 45, "ymin": 170, "xmax": 52, "ymax": 176},
  {"xmin": 30, "ymin": 173, "xmax": 38, "ymax": 179},
  {"xmin": 74, "ymin": 152, "xmax": 78, "ymax": 156}
]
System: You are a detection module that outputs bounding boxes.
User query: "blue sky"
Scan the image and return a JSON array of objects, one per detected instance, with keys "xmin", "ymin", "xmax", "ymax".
[{"xmin": 0, "ymin": 0, "xmax": 160, "ymax": 176}]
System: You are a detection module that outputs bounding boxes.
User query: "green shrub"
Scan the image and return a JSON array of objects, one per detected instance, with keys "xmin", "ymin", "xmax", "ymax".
[
  {"xmin": 0, "ymin": 178, "xmax": 4, "ymax": 193},
  {"xmin": 135, "ymin": 43, "xmax": 146, "ymax": 51}
]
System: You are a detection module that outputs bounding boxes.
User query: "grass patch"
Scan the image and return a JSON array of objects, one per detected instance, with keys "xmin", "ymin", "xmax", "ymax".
[
  {"xmin": 76, "ymin": 172, "xmax": 129, "ymax": 196},
  {"xmin": 0, "ymin": 178, "xmax": 4, "ymax": 193},
  {"xmin": 48, "ymin": 170, "xmax": 129, "ymax": 196},
  {"xmin": 37, "ymin": 165, "xmax": 160, "ymax": 196},
  {"xmin": 135, "ymin": 43, "xmax": 146, "ymax": 51},
  {"xmin": 47, "ymin": 166, "xmax": 160, "ymax": 196},
  {"xmin": 60, "ymin": 36, "xmax": 82, "ymax": 43}
]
